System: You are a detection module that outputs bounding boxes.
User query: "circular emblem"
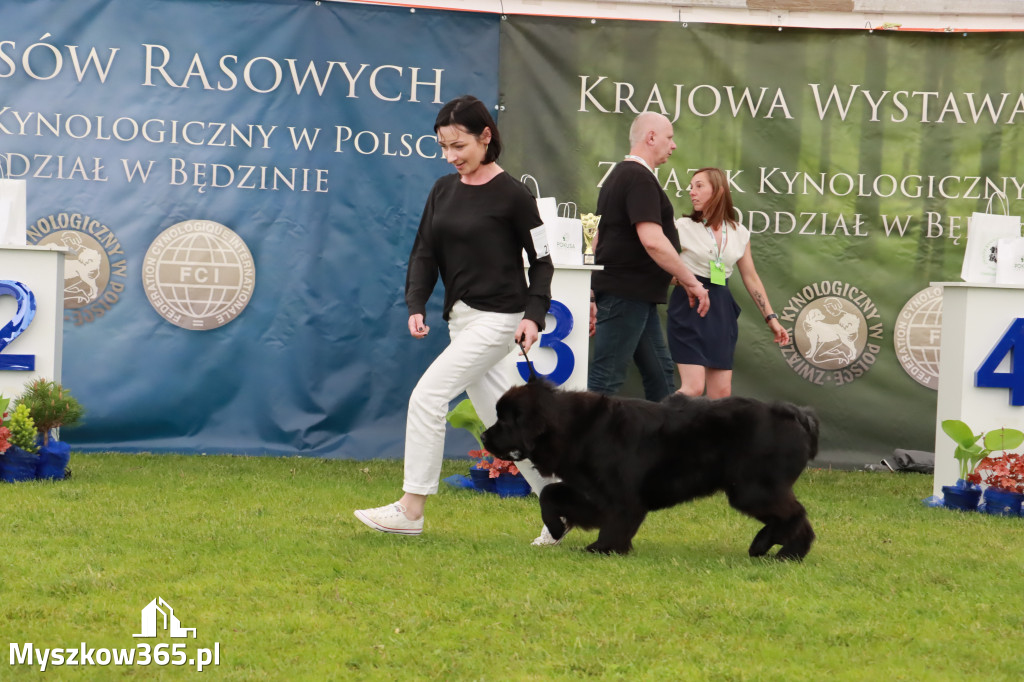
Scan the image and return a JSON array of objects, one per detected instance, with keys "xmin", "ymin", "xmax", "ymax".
[
  {"xmin": 142, "ymin": 220, "xmax": 255, "ymax": 330},
  {"xmin": 893, "ymin": 285, "xmax": 942, "ymax": 390},
  {"xmin": 27, "ymin": 212, "xmax": 127, "ymax": 326},
  {"xmin": 778, "ymin": 280, "xmax": 883, "ymax": 386}
]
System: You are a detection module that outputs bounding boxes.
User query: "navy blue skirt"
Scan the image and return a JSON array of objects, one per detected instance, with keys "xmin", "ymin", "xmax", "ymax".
[{"xmin": 667, "ymin": 276, "xmax": 741, "ymax": 369}]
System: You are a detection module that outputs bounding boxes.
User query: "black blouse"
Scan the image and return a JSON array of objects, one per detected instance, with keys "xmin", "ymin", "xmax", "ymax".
[{"xmin": 405, "ymin": 172, "xmax": 553, "ymax": 330}]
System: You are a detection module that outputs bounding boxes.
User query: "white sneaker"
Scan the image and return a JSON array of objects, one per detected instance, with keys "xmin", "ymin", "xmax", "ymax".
[
  {"xmin": 531, "ymin": 523, "xmax": 570, "ymax": 546},
  {"xmin": 354, "ymin": 502, "xmax": 423, "ymax": 535}
]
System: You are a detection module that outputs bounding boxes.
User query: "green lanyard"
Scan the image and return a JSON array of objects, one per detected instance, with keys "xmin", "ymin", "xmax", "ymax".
[{"xmin": 705, "ymin": 223, "xmax": 727, "ymax": 285}]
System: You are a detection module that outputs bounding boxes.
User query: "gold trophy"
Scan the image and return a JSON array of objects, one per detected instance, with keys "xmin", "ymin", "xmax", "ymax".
[{"xmin": 581, "ymin": 213, "xmax": 600, "ymax": 265}]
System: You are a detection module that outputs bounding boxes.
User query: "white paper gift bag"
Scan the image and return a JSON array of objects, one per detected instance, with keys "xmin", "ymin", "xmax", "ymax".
[
  {"xmin": 995, "ymin": 237, "xmax": 1024, "ymax": 284},
  {"xmin": 961, "ymin": 191, "xmax": 1021, "ymax": 283},
  {"xmin": 521, "ymin": 174, "xmax": 558, "ymax": 225},
  {"xmin": 0, "ymin": 154, "xmax": 27, "ymax": 246},
  {"xmin": 521, "ymin": 174, "xmax": 555, "ymax": 261},
  {"xmin": 547, "ymin": 202, "xmax": 583, "ymax": 266}
]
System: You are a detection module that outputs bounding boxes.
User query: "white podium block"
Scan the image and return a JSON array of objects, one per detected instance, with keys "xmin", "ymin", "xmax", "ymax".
[
  {"xmin": 0, "ymin": 245, "xmax": 66, "ymax": 400},
  {"xmin": 514, "ymin": 264, "xmax": 602, "ymax": 391},
  {"xmin": 932, "ymin": 282, "xmax": 1024, "ymax": 497}
]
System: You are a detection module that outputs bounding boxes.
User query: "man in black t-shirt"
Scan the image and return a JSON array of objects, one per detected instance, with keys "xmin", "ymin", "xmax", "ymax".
[{"xmin": 589, "ymin": 112, "xmax": 709, "ymax": 400}]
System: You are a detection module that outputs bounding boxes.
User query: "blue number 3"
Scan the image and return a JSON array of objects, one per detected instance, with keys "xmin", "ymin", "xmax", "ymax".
[
  {"xmin": 517, "ymin": 299, "xmax": 574, "ymax": 386},
  {"xmin": 975, "ymin": 317, "xmax": 1024, "ymax": 406},
  {"xmin": 0, "ymin": 280, "xmax": 37, "ymax": 371}
]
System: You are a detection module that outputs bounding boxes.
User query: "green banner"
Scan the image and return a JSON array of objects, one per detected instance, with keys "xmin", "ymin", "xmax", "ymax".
[{"xmin": 498, "ymin": 17, "xmax": 1024, "ymax": 465}]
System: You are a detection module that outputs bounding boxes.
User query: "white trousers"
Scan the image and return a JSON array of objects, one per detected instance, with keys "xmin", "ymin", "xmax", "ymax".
[{"xmin": 403, "ymin": 301, "xmax": 554, "ymax": 496}]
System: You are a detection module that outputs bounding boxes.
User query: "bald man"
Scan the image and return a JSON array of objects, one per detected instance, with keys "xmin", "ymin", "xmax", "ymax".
[{"xmin": 588, "ymin": 112, "xmax": 710, "ymax": 400}]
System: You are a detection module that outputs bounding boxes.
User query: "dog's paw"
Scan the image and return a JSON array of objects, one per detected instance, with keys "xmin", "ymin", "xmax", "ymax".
[
  {"xmin": 748, "ymin": 526, "xmax": 776, "ymax": 557},
  {"xmin": 769, "ymin": 520, "xmax": 814, "ymax": 561},
  {"xmin": 542, "ymin": 517, "xmax": 566, "ymax": 540},
  {"xmin": 585, "ymin": 541, "xmax": 630, "ymax": 555},
  {"xmin": 772, "ymin": 549, "xmax": 807, "ymax": 562}
]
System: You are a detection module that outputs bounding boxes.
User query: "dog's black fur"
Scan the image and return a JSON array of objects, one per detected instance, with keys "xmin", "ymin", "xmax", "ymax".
[{"xmin": 481, "ymin": 379, "xmax": 819, "ymax": 559}]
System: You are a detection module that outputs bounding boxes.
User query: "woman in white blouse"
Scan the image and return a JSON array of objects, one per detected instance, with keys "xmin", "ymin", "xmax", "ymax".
[{"xmin": 668, "ymin": 167, "xmax": 789, "ymax": 398}]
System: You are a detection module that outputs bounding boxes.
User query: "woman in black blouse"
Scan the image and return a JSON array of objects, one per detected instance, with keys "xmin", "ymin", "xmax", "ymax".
[{"xmin": 355, "ymin": 95, "xmax": 557, "ymax": 542}]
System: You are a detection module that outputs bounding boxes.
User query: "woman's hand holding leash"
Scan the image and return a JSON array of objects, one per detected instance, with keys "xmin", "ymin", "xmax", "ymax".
[
  {"xmin": 517, "ymin": 339, "xmax": 538, "ymax": 380},
  {"xmin": 514, "ymin": 319, "xmax": 539, "ymax": 353}
]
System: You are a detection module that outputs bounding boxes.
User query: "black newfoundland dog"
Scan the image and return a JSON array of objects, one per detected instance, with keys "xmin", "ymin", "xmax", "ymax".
[{"xmin": 481, "ymin": 379, "xmax": 819, "ymax": 559}]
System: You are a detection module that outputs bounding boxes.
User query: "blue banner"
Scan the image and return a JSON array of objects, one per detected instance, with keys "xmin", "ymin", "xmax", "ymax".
[{"xmin": 2, "ymin": 0, "xmax": 500, "ymax": 455}]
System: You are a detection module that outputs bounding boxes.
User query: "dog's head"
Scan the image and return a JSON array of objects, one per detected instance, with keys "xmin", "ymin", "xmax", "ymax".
[{"xmin": 481, "ymin": 378, "xmax": 557, "ymax": 463}]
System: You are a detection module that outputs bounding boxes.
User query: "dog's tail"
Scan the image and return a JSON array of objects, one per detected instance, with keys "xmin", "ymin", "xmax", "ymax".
[
  {"xmin": 796, "ymin": 407, "xmax": 820, "ymax": 460},
  {"xmin": 778, "ymin": 403, "xmax": 820, "ymax": 461}
]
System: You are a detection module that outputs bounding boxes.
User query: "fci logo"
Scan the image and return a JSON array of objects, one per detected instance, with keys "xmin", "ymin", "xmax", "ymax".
[{"xmin": 133, "ymin": 597, "xmax": 196, "ymax": 639}]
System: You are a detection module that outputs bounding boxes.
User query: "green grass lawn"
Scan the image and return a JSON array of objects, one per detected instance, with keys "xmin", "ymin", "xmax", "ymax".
[{"xmin": 2, "ymin": 454, "xmax": 1023, "ymax": 681}]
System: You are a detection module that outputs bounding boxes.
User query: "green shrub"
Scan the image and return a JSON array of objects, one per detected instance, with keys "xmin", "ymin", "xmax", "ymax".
[
  {"xmin": 8, "ymin": 402, "xmax": 38, "ymax": 453},
  {"xmin": 18, "ymin": 378, "xmax": 85, "ymax": 446}
]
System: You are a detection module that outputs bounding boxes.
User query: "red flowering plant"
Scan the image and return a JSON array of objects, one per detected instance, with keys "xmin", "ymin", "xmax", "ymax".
[
  {"xmin": 468, "ymin": 449, "xmax": 521, "ymax": 478},
  {"xmin": 943, "ymin": 421, "xmax": 1024, "ymax": 493},
  {"xmin": 0, "ymin": 394, "xmax": 11, "ymax": 454},
  {"xmin": 941, "ymin": 421, "xmax": 1024, "ymax": 485},
  {"xmin": 968, "ymin": 453, "xmax": 1024, "ymax": 493},
  {"xmin": 447, "ymin": 398, "xmax": 521, "ymax": 478}
]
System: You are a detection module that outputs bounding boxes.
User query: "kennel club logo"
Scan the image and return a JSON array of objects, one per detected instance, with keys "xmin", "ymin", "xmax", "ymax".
[
  {"xmin": 142, "ymin": 219, "xmax": 255, "ymax": 330},
  {"xmin": 26, "ymin": 212, "xmax": 128, "ymax": 326},
  {"xmin": 893, "ymin": 285, "xmax": 942, "ymax": 390},
  {"xmin": 778, "ymin": 280, "xmax": 884, "ymax": 386}
]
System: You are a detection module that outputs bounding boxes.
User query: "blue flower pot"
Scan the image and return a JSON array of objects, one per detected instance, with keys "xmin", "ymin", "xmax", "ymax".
[
  {"xmin": 0, "ymin": 445, "xmax": 39, "ymax": 483},
  {"xmin": 36, "ymin": 440, "xmax": 71, "ymax": 481},
  {"xmin": 495, "ymin": 473, "xmax": 531, "ymax": 498},
  {"xmin": 982, "ymin": 487, "xmax": 1024, "ymax": 517},
  {"xmin": 942, "ymin": 484, "xmax": 981, "ymax": 512},
  {"xmin": 469, "ymin": 467, "xmax": 496, "ymax": 493}
]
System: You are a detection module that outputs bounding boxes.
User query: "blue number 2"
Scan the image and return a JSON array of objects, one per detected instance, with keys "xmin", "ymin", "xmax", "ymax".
[
  {"xmin": 0, "ymin": 280, "xmax": 36, "ymax": 371},
  {"xmin": 975, "ymin": 317, "xmax": 1024, "ymax": 406},
  {"xmin": 518, "ymin": 299, "xmax": 574, "ymax": 385}
]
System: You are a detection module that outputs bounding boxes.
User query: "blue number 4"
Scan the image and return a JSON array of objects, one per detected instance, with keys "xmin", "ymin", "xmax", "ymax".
[{"xmin": 976, "ymin": 317, "xmax": 1024, "ymax": 406}]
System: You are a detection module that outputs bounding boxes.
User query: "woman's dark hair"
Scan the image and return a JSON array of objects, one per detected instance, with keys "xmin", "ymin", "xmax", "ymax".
[{"xmin": 433, "ymin": 95, "xmax": 502, "ymax": 164}]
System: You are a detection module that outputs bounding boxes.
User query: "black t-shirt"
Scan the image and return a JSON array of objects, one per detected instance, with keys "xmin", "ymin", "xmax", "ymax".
[
  {"xmin": 591, "ymin": 160, "xmax": 680, "ymax": 303},
  {"xmin": 405, "ymin": 172, "xmax": 553, "ymax": 329}
]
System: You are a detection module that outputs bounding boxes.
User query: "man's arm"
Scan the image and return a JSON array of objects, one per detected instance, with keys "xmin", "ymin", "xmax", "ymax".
[{"xmin": 636, "ymin": 221, "xmax": 709, "ymax": 316}]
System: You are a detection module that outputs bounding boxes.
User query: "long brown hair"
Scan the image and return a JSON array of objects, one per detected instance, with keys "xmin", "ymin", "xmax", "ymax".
[{"xmin": 686, "ymin": 167, "xmax": 736, "ymax": 229}]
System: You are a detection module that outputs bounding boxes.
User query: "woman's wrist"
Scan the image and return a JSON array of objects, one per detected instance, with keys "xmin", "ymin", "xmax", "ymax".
[{"xmin": 764, "ymin": 313, "xmax": 778, "ymax": 324}]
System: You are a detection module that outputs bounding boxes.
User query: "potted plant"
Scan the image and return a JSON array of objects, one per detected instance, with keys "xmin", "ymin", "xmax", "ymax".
[
  {"xmin": 939, "ymin": 419, "xmax": 986, "ymax": 510},
  {"xmin": 465, "ymin": 448, "xmax": 498, "ymax": 493},
  {"xmin": 446, "ymin": 398, "xmax": 495, "ymax": 492},
  {"xmin": 968, "ymin": 452, "xmax": 1024, "ymax": 516},
  {"xmin": 0, "ymin": 395, "xmax": 39, "ymax": 483},
  {"xmin": 490, "ymin": 456, "xmax": 531, "ymax": 498},
  {"xmin": 18, "ymin": 378, "xmax": 85, "ymax": 481},
  {"xmin": 446, "ymin": 398, "xmax": 530, "ymax": 496},
  {"xmin": 941, "ymin": 420, "xmax": 1024, "ymax": 514}
]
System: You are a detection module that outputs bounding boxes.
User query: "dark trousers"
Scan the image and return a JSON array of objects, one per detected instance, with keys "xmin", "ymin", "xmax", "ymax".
[{"xmin": 588, "ymin": 292, "xmax": 675, "ymax": 401}]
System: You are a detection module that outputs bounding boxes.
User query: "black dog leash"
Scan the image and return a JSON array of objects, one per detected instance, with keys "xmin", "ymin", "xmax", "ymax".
[{"xmin": 517, "ymin": 339, "xmax": 538, "ymax": 380}]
